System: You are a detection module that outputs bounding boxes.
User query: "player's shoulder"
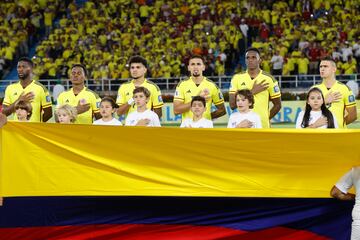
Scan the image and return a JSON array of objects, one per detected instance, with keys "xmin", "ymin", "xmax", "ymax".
[
  {"xmin": 232, "ymin": 71, "xmax": 247, "ymax": 78},
  {"xmin": 119, "ymin": 80, "xmax": 132, "ymax": 89},
  {"xmin": 336, "ymin": 81, "xmax": 352, "ymax": 92},
  {"xmin": 85, "ymin": 88, "xmax": 100, "ymax": 99},
  {"xmin": 175, "ymin": 78, "xmax": 189, "ymax": 88},
  {"xmin": 145, "ymin": 79, "xmax": 161, "ymax": 91},
  {"xmin": 33, "ymin": 81, "xmax": 49, "ymax": 92},
  {"xmin": 261, "ymin": 71, "xmax": 277, "ymax": 83},
  {"xmin": 204, "ymin": 77, "xmax": 220, "ymax": 89},
  {"xmin": 58, "ymin": 88, "xmax": 72, "ymax": 97}
]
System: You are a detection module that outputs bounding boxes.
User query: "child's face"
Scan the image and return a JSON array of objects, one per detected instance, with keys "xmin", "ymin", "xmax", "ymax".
[
  {"xmin": 57, "ymin": 110, "xmax": 72, "ymax": 124},
  {"xmin": 133, "ymin": 92, "xmax": 148, "ymax": 107},
  {"xmin": 15, "ymin": 108, "xmax": 28, "ymax": 121},
  {"xmin": 236, "ymin": 94, "xmax": 251, "ymax": 112},
  {"xmin": 191, "ymin": 101, "xmax": 206, "ymax": 117},
  {"xmin": 100, "ymin": 101, "xmax": 114, "ymax": 118},
  {"xmin": 307, "ymin": 91, "xmax": 323, "ymax": 111}
]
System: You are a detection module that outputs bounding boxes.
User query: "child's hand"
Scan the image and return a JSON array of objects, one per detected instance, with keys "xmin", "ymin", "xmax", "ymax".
[
  {"xmin": 312, "ymin": 117, "xmax": 328, "ymax": 128},
  {"xmin": 325, "ymin": 91, "xmax": 342, "ymax": 104},
  {"xmin": 236, "ymin": 120, "xmax": 253, "ymax": 128},
  {"xmin": 136, "ymin": 118, "xmax": 150, "ymax": 126}
]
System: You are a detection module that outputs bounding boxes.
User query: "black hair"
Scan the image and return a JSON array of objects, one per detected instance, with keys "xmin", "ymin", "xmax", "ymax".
[
  {"xmin": 301, "ymin": 87, "xmax": 335, "ymax": 128},
  {"xmin": 245, "ymin": 47, "xmax": 261, "ymax": 56},
  {"xmin": 235, "ymin": 89, "xmax": 255, "ymax": 109},
  {"xmin": 71, "ymin": 64, "xmax": 87, "ymax": 77},
  {"xmin": 101, "ymin": 96, "xmax": 119, "ymax": 109},
  {"xmin": 191, "ymin": 96, "xmax": 206, "ymax": 107},
  {"xmin": 18, "ymin": 57, "xmax": 34, "ymax": 68},
  {"xmin": 128, "ymin": 56, "xmax": 148, "ymax": 69},
  {"xmin": 189, "ymin": 54, "xmax": 205, "ymax": 64}
]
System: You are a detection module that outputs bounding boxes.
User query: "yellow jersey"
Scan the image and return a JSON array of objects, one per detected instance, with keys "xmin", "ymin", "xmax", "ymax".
[
  {"xmin": 174, "ymin": 77, "xmax": 224, "ymax": 120},
  {"xmin": 3, "ymin": 80, "xmax": 52, "ymax": 122},
  {"xmin": 57, "ymin": 87, "xmax": 101, "ymax": 124},
  {"xmin": 312, "ymin": 81, "xmax": 356, "ymax": 128},
  {"xmin": 116, "ymin": 79, "xmax": 163, "ymax": 116},
  {"xmin": 229, "ymin": 70, "xmax": 281, "ymax": 128}
]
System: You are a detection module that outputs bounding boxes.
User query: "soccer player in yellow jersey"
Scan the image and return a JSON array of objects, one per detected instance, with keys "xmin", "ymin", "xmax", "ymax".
[
  {"xmin": 311, "ymin": 57, "xmax": 357, "ymax": 128},
  {"xmin": 116, "ymin": 56, "xmax": 163, "ymax": 118},
  {"xmin": 2, "ymin": 57, "xmax": 53, "ymax": 122},
  {"xmin": 173, "ymin": 55, "xmax": 226, "ymax": 121},
  {"xmin": 229, "ymin": 48, "xmax": 281, "ymax": 128},
  {"xmin": 57, "ymin": 64, "xmax": 101, "ymax": 124}
]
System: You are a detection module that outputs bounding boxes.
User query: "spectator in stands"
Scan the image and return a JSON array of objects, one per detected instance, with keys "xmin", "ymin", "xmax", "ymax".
[
  {"xmin": 57, "ymin": 64, "xmax": 101, "ymax": 124},
  {"xmin": 311, "ymin": 57, "xmax": 357, "ymax": 128},
  {"xmin": 116, "ymin": 56, "xmax": 163, "ymax": 119},
  {"xmin": 173, "ymin": 55, "xmax": 226, "ymax": 122},
  {"xmin": 2, "ymin": 57, "xmax": 52, "ymax": 122},
  {"xmin": 229, "ymin": 48, "xmax": 281, "ymax": 128},
  {"xmin": 270, "ymin": 50, "xmax": 284, "ymax": 75},
  {"xmin": 342, "ymin": 56, "xmax": 357, "ymax": 75}
]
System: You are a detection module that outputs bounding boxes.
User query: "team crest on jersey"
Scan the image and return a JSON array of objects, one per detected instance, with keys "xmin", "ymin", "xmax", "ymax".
[
  {"xmin": 158, "ymin": 95, "xmax": 163, "ymax": 102},
  {"xmin": 274, "ymin": 86, "xmax": 280, "ymax": 93},
  {"xmin": 349, "ymin": 95, "xmax": 355, "ymax": 103},
  {"xmin": 46, "ymin": 96, "xmax": 51, "ymax": 102}
]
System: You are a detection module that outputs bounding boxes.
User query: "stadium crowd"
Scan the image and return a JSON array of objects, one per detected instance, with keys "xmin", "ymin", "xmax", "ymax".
[{"xmin": 22, "ymin": 0, "xmax": 360, "ymax": 83}]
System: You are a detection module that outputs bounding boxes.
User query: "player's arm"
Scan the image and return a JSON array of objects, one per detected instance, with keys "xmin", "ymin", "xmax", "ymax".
[
  {"xmin": 229, "ymin": 93, "xmax": 236, "ymax": 110},
  {"xmin": 173, "ymin": 100, "xmax": 191, "ymax": 115},
  {"xmin": 2, "ymin": 92, "xmax": 35, "ymax": 116},
  {"xmin": 269, "ymin": 97, "xmax": 281, "ymax": 119},
  {"xmin": 0, "ymin": 113, "xmax": 7, "ymax": 127},
  {"xmin": 330, "ymin": 185, "xmax": 355, "ymax": 201},
  {"xmin": 42, "ymin": 106, "xmax": 53, "ymax": 122},
  {"xmin": 211, "ymin": 102, "xmax": 226, "ymax": 119},
  {"xmin": 117, "ymin": 103, "xmax": 131, "ymax": 116},
  {"xmin": 345, "ymin": 105, "xmax": 357, "ymax": 125},
  {"xmin": 153, "ymin": 107, "xmax": 162, "ymax": 118}
]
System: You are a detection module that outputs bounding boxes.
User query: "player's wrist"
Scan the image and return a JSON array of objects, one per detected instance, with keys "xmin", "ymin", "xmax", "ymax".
[{"xmin": 127, "ymin": 98, "xmax": 134, "ymax": 105}]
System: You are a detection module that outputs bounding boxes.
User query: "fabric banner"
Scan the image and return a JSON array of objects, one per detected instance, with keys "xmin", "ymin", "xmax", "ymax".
[{"xmin": 1, "ymin": 122, "xmax": 359, "ymax": 197}]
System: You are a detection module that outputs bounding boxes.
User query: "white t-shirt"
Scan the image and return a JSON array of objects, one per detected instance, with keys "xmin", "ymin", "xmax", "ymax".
[
  {"xmin": 125, "ymin": 109, "xmax": 161, "ymax": 127},
  {"xmin": 93, "ymin": 118, "xmax": 122, "ymax": 126},
  {"xmin": 180, "ymin": 118, "xmax": 213, "ymax": 128},
  {"xmin": 227, "ymin": 111, "xmax": 262, "ymax": 128},
  {"xmin": 295, "ymin": 110, "xmax": 338, "ymax": 128},
  {"xmin": 335, "ymin": 167, "xmax": 360, "ymax": 220},
  {"xmin": 270, "ymin": 55, "xmax": 284, "ymax": 70}
]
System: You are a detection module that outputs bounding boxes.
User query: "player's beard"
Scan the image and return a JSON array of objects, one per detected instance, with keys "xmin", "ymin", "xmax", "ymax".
[{"xmin": 18, "ymin": 72, "xmax": 29, "ymax": 80}]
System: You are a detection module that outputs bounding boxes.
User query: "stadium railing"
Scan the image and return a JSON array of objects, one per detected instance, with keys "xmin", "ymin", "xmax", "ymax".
[{"xmin": 0, "ymin": 74, "xmax": 359, "ymax": 97}]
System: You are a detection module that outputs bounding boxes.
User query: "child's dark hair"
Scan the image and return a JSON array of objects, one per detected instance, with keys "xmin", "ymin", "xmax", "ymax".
[
  {"xmin": 128, "ymin": 55, "xmax": 148, "ymax": 69},
  {"xmin": 301, "ymin": 87, "xmax": 335, "ymax": 128},
  {"xmin": 133, "ymin": 86, "xmax": 150, "ymax": 98},
  {"xmin": 15, "ymin": 100, "xmax": 32, "ymax": 120},
  {"xmin": 235, "ymin": 89, "xmax": 254, "ymax": 109},
  {"xmin": 191, "ymin": 96, "xmax": 206, "ymax": 107},
  {"xmin": 101, "ymin": 96, "xmax": 119, "ymax": 109}
]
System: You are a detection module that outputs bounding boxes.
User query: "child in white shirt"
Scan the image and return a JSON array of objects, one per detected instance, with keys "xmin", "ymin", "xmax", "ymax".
[
  {"xmin": 227, "ymin": 89, "xmax": 262, "ymax": 128},
  {"xmin": 125, "ymin": 87, "xmax": 161, "ymax": 127},
  {"xmin": 180, "ymin": 96, "xmax": 213, "ymax": 128},
  {"xmin": 93, "ymin": 97, "xmax": 122, "ymax": 126}
]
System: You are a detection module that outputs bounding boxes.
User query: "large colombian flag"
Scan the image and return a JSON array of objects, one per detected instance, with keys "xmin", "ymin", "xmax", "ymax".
[{"xmin": 0, "ymin": 122, "xmax": 358, "ymax": 239}]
